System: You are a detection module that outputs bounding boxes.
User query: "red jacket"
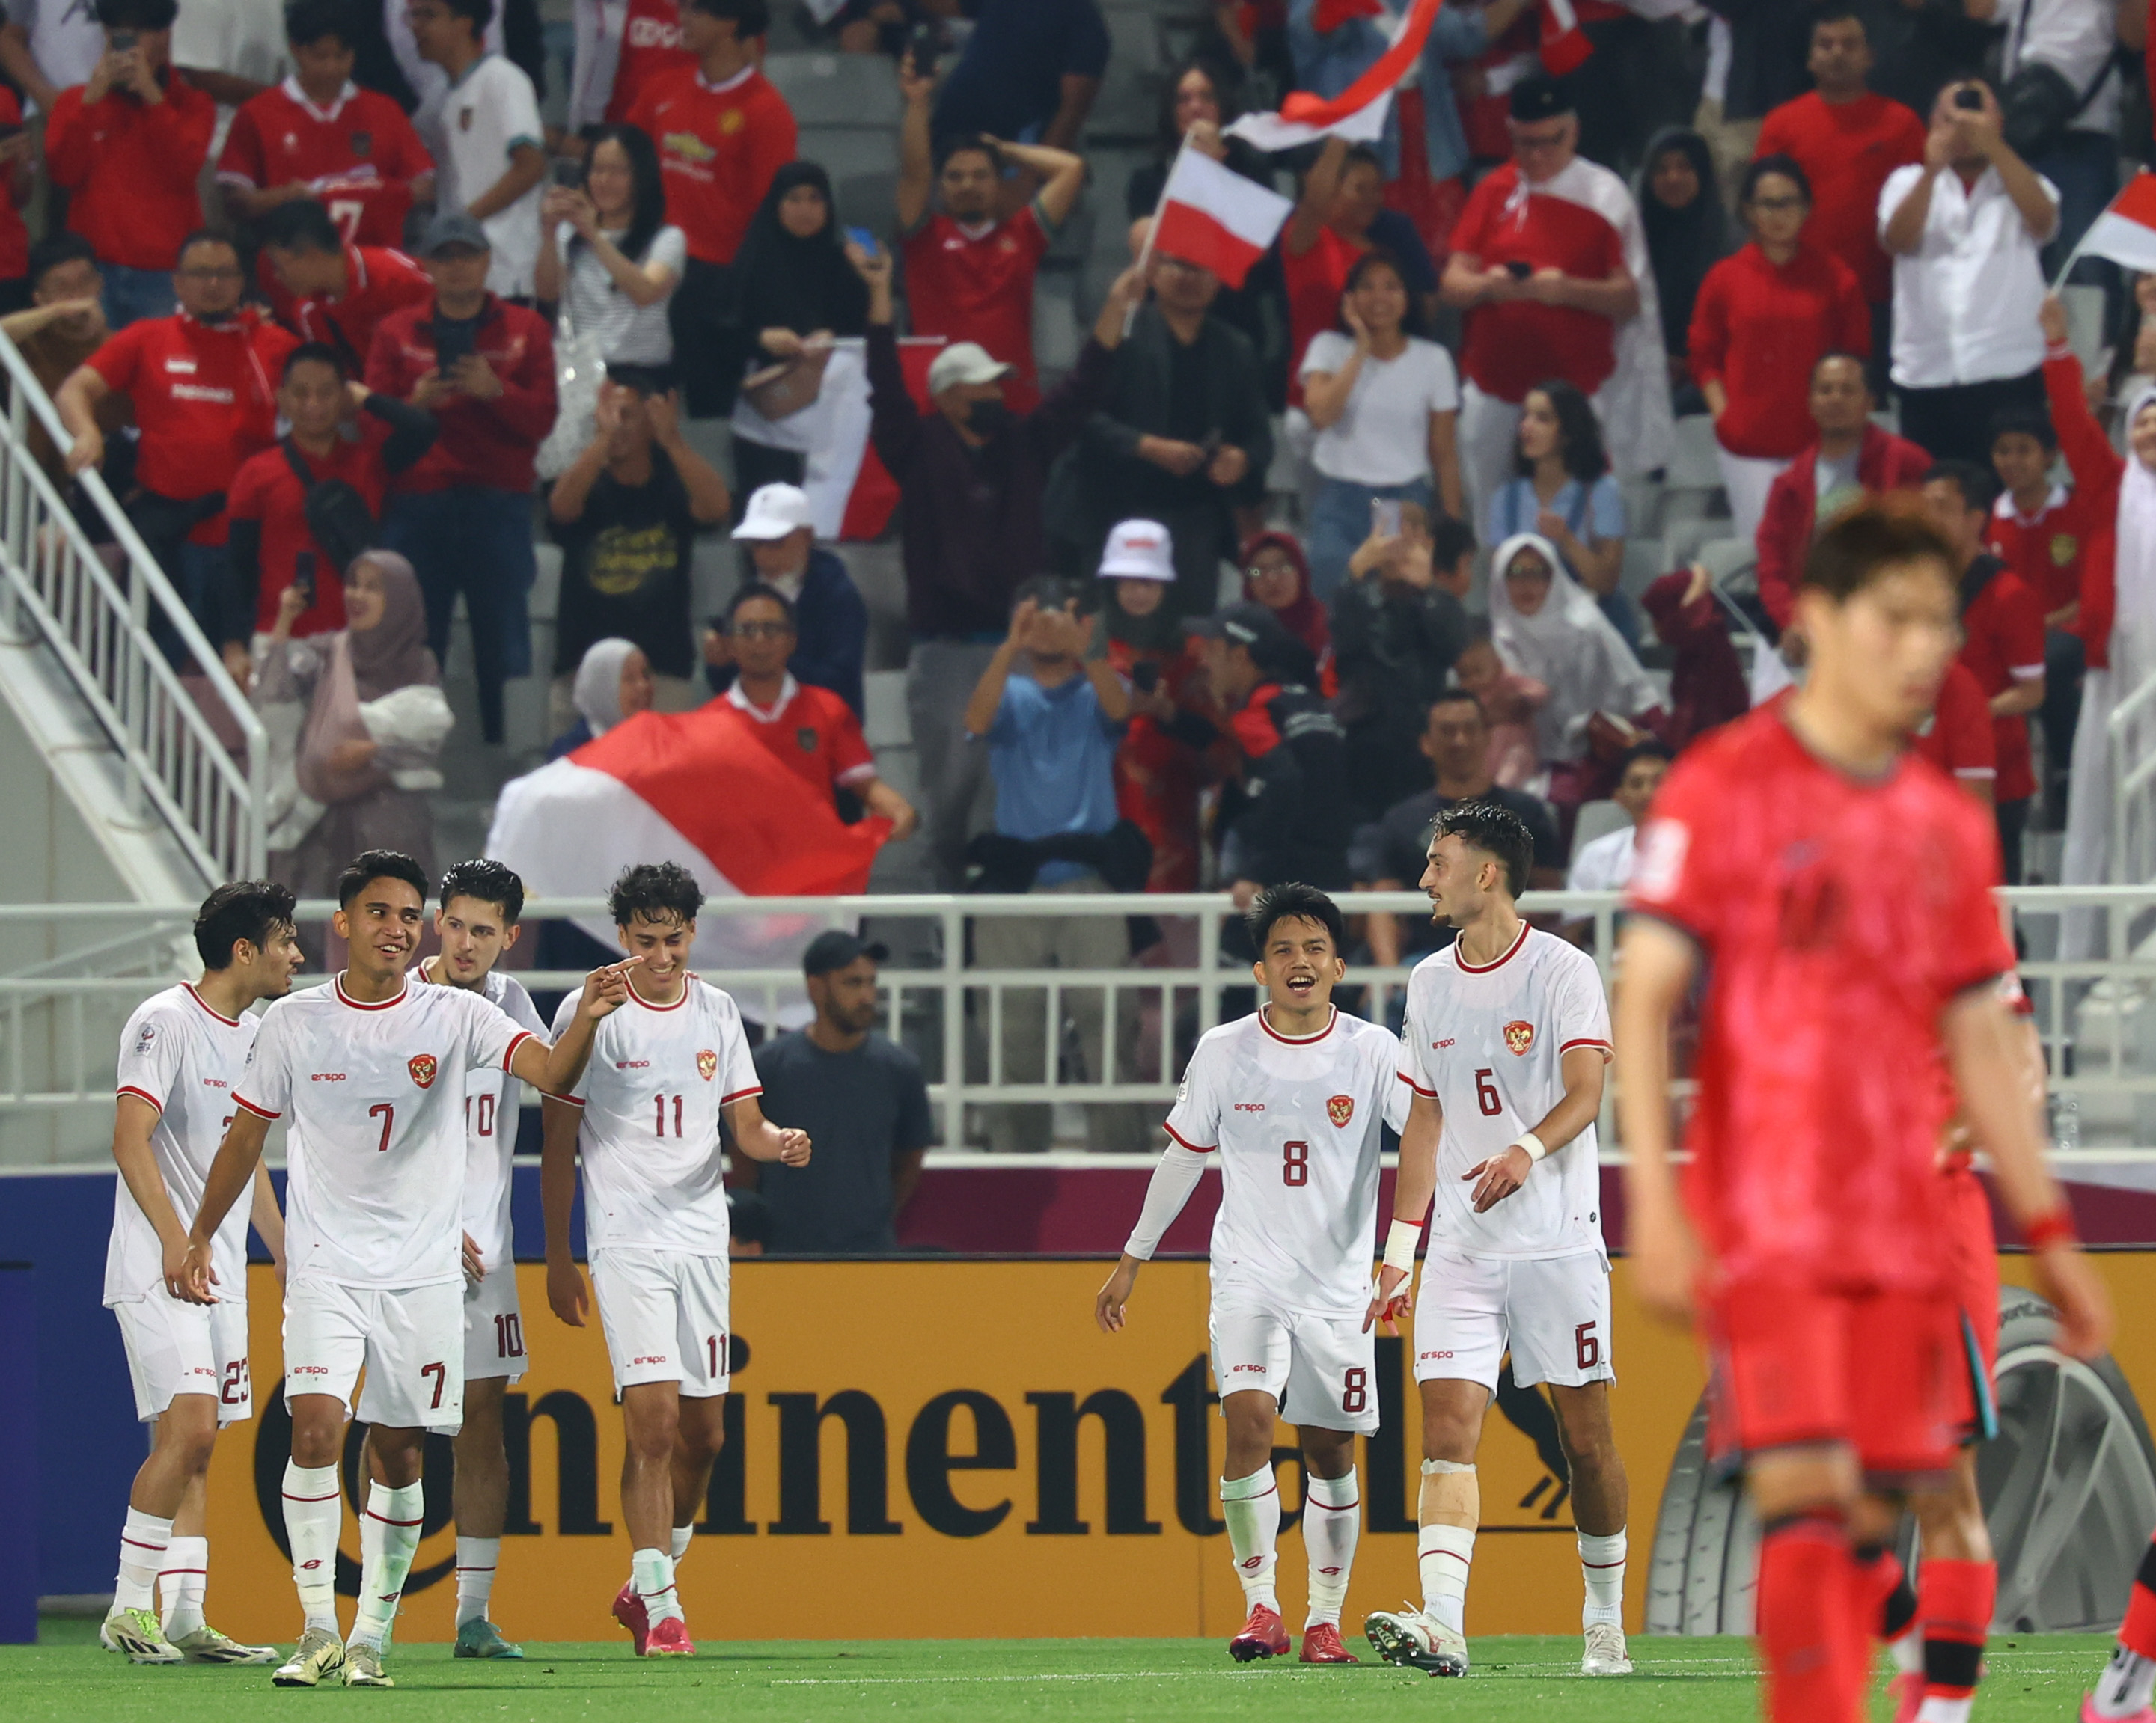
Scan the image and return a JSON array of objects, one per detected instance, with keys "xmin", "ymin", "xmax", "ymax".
[
  {"xmin": 46, "ymin": 76, "xmax": 216, "ymax": 272},
  {"xmin": 1688, "ymin": 242, "xmax": 1869, "ymax": 460},
  {"xmin": 1756, "ymin": 423, "xmax": 1934, "ymax": 628},
  {"xmin": 2038, "ymin": 343, "xmax": 2122, "ymax": 671},
  {"xmin": 363, "ymin": 296, "xmax": 556, "ymax": 495}
]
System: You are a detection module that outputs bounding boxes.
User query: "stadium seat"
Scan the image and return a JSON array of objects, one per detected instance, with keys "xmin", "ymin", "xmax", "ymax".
[
  {"xmin": 1570, "ymin": 798, "xmax": 1628, "ymax": 862},
  {"xmin": 1619, "ymin": 534, "xmax": 1668, "ymax": 599},
  {"xmin": 760, "ymin": 52, "xmax": 903, "ymax": 128},
  {"xmin": 1667, "ymin": 414, "xmax": 1720, "ymax": 491}
]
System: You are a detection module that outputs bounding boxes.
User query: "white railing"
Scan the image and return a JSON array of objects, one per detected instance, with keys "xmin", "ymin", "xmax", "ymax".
[
  {"xmin": 2, "ymin": 889, "xmax": 2155, "ymax": 1164},
  {"xmin": 0, "ymin": 330, "xmax": 263, "ymax": 886},
  {"xmin": 2110, "ymin": 667, "xmax": 2156, "ymax": 887}
]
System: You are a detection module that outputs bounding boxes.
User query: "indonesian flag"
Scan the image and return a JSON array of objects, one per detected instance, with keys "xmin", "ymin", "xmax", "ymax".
[
  {"xmin": 486, "ymin": 704, "xmax": 888, "ymax": 1022},
  {"xmin": 1227, "ymin": 0, "xmax": 1439, "ymax": 150},
  {"xmin": 2074, "ymin": 173, "xmax": 2156, "ymax": 274},
  {"xmin": 1153, "ymin": 148, "xmax": 1294, "ymax": 287}
]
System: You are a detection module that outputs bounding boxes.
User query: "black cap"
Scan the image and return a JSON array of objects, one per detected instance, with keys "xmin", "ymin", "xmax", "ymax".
[
  {"xmin": 802, "ymin": 929, "xmax": 889, "ymax": 977},
  {"xmin": 1509, "ymin": 74, "xmax": 1572, "ymax": 123},
  {"xmin": 1184, "ymin": 600, "xmax": 1312, "ymax": 677},
  {"xmin": 420, "ymin": 211, "xmax": 491, "ymax": 257}
]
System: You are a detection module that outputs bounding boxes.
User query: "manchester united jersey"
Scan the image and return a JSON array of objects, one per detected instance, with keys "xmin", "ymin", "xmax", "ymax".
[
  {"xmin": 1625, "ymin": 705, "xmax": 2015, "ymax": 1294},
  {"xmin": 416, "ymin": 965, "xmax": 546, "ymax": 1277},
  {"xmin": 1164, "ymin": 1006, "xmax": 1411, "ymax": 1320},
  {"xmin": 235, "ymin": 975, "xmax": 534, "ymax": 1288},
  {"xmin": 552, "ymin": 974, "xmax": 759, "ymax": 1256}
]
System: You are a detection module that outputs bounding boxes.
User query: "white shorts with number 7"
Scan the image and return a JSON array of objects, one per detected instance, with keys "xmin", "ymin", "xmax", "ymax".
[
  {"xmin": 1412, "ymin": 1248, "xmax": 1615, "ymax": 1392},
  {"xmin": 282, "ymin": 1276, "xmax": 465, "ymax": 1430}
]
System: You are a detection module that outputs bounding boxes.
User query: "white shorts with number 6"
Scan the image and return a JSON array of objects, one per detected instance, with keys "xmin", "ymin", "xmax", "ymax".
[
  {"xmin": 591, "ymin": 1246, "xmax": 730, "ymax": 1397},
  {"xmin": 114, "ymin": 1291, "xmax": 254, "ymax": 1425},
  {"xmin": 464, "ymin": 1259, "xmax": 528, "ymax": 1384},
  {"xmin": 1209, "ymin": 1294, "xmax": 1380, "ymax": 1435},
  {"xmin": 282, "ymin": 1276, "xmax": 465, "ymax": 1430},
  {"xmin": 1412, "ymin": 1248, "xmax": 1615, "ymax": 1392}
]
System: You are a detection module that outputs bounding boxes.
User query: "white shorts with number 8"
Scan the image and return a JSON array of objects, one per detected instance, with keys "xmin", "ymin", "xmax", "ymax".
[
  {"xmin": 1411, "ymin": 1247, "xmax": 1615, "ymax": 1392},
  {"xmin": 1209, "ymin": 1294, "xmax": 1381, "ymax": 1434}
]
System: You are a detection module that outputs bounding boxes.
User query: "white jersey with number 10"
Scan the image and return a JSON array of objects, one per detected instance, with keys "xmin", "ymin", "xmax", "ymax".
[{"xmin": 1164, "ymin": 1007, "xmax": 1411, "ymax": 1320}]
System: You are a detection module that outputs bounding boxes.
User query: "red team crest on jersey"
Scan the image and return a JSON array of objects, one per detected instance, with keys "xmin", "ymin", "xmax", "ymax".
[
  {"xmin": 408, "ymin": 1053, "xmax": 438, "ymax": 1089},
  {"xmin": 697, "ymin": 1049, "xmax": 718, "ymax": 1081},
  {"xmin": 1326, "ymin": 1095, "xmax": 1354, "ymax": 1127},
  {"xmin": 1503, "ymin": 1021, "xmax": 1535, "ymax": 1056}
]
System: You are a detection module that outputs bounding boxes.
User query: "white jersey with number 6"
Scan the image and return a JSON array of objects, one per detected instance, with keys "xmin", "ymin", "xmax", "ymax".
[
  {"xmin": 235, "ymin": 976, "xmax": 535, "ymax": 1288},
  {"xmin": 1164, "ymin": 1006, "xmax": 1411, "ymax": 1320},
  {"xmin": 552, "ymin": 975, "xmax": 760, "ymax": 1258},
  {"xmin": 421, "ymin": 968, "xmax": 546, "ymax": 1276},
  {"xmin": 1398, "ymin": 925, "xmax": 1612, "ymax": 1260}
]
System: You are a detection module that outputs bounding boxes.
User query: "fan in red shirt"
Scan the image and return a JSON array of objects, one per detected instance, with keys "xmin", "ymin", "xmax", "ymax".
[
  {"xmin": 1753, "ymin": 8, "xmax": 1926, "ymax": 313},
  {"xmin": 0, "ymin": 87, "xmax": 33, "ymax": 304},
  {"xmin": 1906, "ymin": 657, "xmax": 1997, "ymax": 795},
  {"xmin": 216, "ymin": 0, "xmax": 434, "ymax": 248},
  {"xmin": 1615, "ymin": 497, "xmax": 2108, "ymax": 1723},
  {"xmin": 256, "ymin": 199, "xmax": 434, "ymax": 373},
  {"xmin": 569, "ymin": 0, "xmax": 697, "ymax": 128},
  {"xmin": 895, "ymin": 51, "xmax": 1085, "ymax": 414},
  {"xmin": 223, "ymin": 343, "xmax": 440, "ymax": 656}
]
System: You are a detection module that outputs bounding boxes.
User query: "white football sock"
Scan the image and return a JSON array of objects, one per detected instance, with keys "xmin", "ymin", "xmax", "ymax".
[
  {"xmin": 1302, "ymin": 1469, "xmax": 1361, "ymax": 1629},
  {"xmin": 351, "ymin": 1480, "xmax": 424, "ymax": 1648},
  {"xmin": 2094, "ymin": 1649, "xmax": 2156, "ymax": 1718},
  {"xmin": 1890, "ymin": 1626, "xmax": 1925, "ymax": 1675},
  {"xmin": 159, "ymin": 1534, "xmax": 208, "ymax": 1638},
  {"xmin": 1419, "ymin": 1524, "xmax": 1476, "ymax": 1634},
  {"xmin": 281, "ymin": 1461, "xmax": 342, "ymax": 1635},
  {"xmin": 1219, "ymin": 1468, "xmax": 1281, "ymax": 1612},
  {"xmin": 633, "ymin": 1547, "xmax": 682, "ymax": 1626},
  {"xmin": 454, "ymin": 1536, "xmax": 499, "ymax": 1628},
  {"xmin": 112, "ymin": 1508, "xmax": 171, "ymax": 1615},
  {"xmin": 1916, "ymin": 1698, "xmax": 1974, "ymax": 1723},
  {"xmin": 1578, "ymin": 1529, "xmax": 1627, "ymax": 1629},
  {"xmin": 670, "ymin": 1524, "xmax": 693, "ymax": 1566}
]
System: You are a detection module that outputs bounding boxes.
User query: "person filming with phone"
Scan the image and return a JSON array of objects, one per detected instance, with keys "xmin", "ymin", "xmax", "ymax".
[{"xmin": 1879, "ymin": 77, "xmax": 2059, "ymax": 462}]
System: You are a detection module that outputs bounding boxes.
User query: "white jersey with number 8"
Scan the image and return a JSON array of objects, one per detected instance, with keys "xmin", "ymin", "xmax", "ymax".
[
  {"xmin": 1398, "ymin": 925, "xmax": 1613, "ymax": 1260},
  {"xmin": 1164, "ymin": 1007, "xmax": 1411, "ymax": 1320}
]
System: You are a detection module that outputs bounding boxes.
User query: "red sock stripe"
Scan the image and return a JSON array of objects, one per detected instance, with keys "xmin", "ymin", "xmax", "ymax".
[
  {"xmin": 363, "ymin": 1511, "xmax": 426, "ymax": 1526},
  {"xmin": 1310, "ymin": 1497, "xmax": 1361, "ymax": 1511},
  {"xmin": 1423, "ymin": 1548, "xmax": 1472, "ymax": 1566},
  {"xmin": 281, "ymin": 1491, "xmax": 340, "ymax": 1502},
  {"xmin": 159, "ymin": 1567, "xmax": 206, "ymax": 1578},
  {"xmin": 1582, "ymin": 1558, "xmax": 1627, "ymax": 1569},
  {"xmin": 455, "ymin": 1565, "xmax": 497, "ymax": 1574},
  {"xmin": 120, "ymin": 1537, "xmax": 168, "ymax": 1552}
]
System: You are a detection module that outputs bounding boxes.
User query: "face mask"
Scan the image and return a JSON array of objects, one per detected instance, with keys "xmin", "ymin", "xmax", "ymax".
[{"xmin": 965, "ymin": 399, "xmax": 1013, "ymax": 437}]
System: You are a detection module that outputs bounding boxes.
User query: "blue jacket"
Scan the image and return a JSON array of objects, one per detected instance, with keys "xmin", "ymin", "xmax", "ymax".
[{"xmin": 709, "ymin": 545, "xmax": 868, "ymax": 717}]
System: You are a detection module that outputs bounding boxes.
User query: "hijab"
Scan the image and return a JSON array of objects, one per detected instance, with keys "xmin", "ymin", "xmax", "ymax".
[
  {"xmin": 346, "ymin": 552, "xmax": 437, "ymax": 702},
  {"xmin": 1242, "ymin": 530, "xmax": 1331, "ymax": 657},
  {"xmin": 1637, "ymin": 128, "xmax": 1726, "ymax": 358},
  {"xmin": 1488, "ymin": 533, "xmax": 1656, "ymax": 762},
  {"xmin": 573, "ymin": 637, "xmax": 641, "ymax": 737},
  {"xmin": 730, "ymin": 161, "xmax": 871, "ymax": 340}
]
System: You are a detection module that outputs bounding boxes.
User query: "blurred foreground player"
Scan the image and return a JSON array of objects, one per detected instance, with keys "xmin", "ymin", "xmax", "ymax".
[
  {"xmin": 183, "ymin": 851, "xmax": 620, "ymax": 1688},
  {"xmin": 2088, "ymin": 1534, "xmax": 2156, "ymax": 1722},
  {"xmin": 1614, "ymin": 498, "xmax": 2110, "ymax": 1723},
  {"xmin": 100, "ymin": 882, "xmax": 302, "ymax": 1665},
  {"xmin": 1363, "ymin": 802, "xmax": 1630, "ymax": 1680},
  {"xmin": 1096, "ymin": 884, "xmax": 1408, "ymax": 1665},
  {"xmin": 541, "ymin": 862, "xmax": 810, "ymax": 1657}
]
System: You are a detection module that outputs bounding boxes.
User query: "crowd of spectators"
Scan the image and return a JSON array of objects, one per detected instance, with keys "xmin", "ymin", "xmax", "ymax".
[{"xmin": 7, "ymin": 0, "xmax": 2156, "ymax": 1149}]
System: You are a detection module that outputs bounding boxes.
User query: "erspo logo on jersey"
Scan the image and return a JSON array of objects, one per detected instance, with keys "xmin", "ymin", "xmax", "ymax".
[
  {"xmin": 1326, "ymin": 1095, "xmax": 1355, "ymax": 1127},
  {"xmin": 697, "ymin": 1050, "xmax": 718, "ymax": 1081},
  {"xmin": 408, "ymin": 1054, "xmax": 439, "ymax": 1089},
  {"xmin": 1503, "ymin": 1022, "xmax": 1535, "ymax": 1056}
]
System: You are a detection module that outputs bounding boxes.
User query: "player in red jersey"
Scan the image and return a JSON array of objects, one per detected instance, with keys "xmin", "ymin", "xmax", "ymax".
[{"xmin": 1614, "ymin": 497, "xmax": 2110, "ymax": 1723}]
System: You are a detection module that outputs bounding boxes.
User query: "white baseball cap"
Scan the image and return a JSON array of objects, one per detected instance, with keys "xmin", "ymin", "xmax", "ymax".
[
  {"xmin": 733, "ymin": 483, "xmax": 815, "ymax": 542},
  {"xmin": 1098, "ymin": 518, "xmax": 1176, "ymax": 582},
  {"xmin": 926, "ymin": 340, "xmax": 1011, "ymax": 395}
]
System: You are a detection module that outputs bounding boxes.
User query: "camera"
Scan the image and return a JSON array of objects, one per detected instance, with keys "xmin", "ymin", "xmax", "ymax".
[{"xmin": 1954, "ymin": 85, "xmax": 1985, "ymax": 111}]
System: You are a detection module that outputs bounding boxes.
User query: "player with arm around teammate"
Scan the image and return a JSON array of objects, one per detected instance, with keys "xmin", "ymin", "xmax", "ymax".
[
  {"xmin": 180, "ymin": 848, "xmax": 624, "ymax": 1689},
  {"xmin": 99, "ymin": 881, "xmax": 304, "ymax": 1665},
  {"xmin": 1096, "ymin": 883, "xmax": 1410, "ymax": 1666},
  {"xmin": 540, "ymin": 862, "xmax": 810, "ymax": 1659},
  {"xmin": 1363, "ymin": 801, "xmax": 1631, "ymax": 1680}
]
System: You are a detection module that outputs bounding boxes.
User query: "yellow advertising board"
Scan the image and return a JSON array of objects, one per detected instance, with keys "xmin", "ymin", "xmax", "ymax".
[{"xmin": 195, "ymin": 1254, "xmax": 2156, "ymax": 1644}]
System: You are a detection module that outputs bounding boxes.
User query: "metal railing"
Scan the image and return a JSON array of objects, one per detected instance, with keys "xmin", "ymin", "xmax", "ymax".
[
  {"xmin": 2, "ymin": 889, "xmax": 2155, "ymax": 1166},
  {"xmin": 0, "ymin": 329, "xmax": 263, "ymax": 885},
  {"xmin": 2110, "ymin": 666, "xmax": 2156, "ymax": 888}
]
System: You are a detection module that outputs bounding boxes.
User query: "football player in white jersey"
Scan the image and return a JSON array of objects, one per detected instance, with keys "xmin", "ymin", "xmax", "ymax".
[
  {"xmin": 180, "ymin": 849, "xmax": 625, "ymax": 1689},
  {"xmin": 1096, "ymin": 884, "xmax": 1409, "ymax": 1666},
  {"xmin": 412, "ymin": 859, "xmax": 547, "ymax": 1661},
  {"xmin": 100, "ymin": 881, "xmax": 304, "ymax": 1666},
  {"xmin": 540, "ymin": 862, "xmax": 811, "ymax": 1659},
  {"xmin": 1361, "ymin": 802, "xmax": 1631, "ymax": 1680}
]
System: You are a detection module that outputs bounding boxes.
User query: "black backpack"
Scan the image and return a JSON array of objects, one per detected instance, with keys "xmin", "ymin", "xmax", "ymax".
[{"xmin": 281, "ymin": 439, "xmax": 379, "ymax": 576}]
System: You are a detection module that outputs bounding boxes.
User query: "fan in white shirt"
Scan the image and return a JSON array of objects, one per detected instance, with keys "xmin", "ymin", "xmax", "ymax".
[
  {"xmin": 1363, "ymin": 801, "xmax": 1633, "ymax": 1682},
  {"xmin": 97, "ymin": 881, "xmax": 304, "ymax": 1668},
  {"xmin": 1565, "ymin": 743, "xmax": 1671, "ymax": 895},
  {"xmin": 1097, "ymin": 884, "xmax": 1409, "ymax": 1668},
  {"xmin": 182, "ymin": 849, "xmax": 623, "ymax": 1689},
  {"xmin": 541, "ymin": 861, "xmax": 810, "ymax": 1659}
]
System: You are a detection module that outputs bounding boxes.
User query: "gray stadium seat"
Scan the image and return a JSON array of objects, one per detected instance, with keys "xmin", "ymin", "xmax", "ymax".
[
  {"xmin": 1667, "ymin": 414, "xmax": 1720, "ymax": 490},
  {"xmin": 762, "ymin": 52, "xmax": 903, "ymax": 129},
  {"xmin": 1570, "ymin": 799, "xmax": 1629, "ymax": 862}
]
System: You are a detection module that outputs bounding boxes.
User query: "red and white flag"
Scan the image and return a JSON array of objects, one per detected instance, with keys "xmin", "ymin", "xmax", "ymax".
[
  {"xmin": 1153, "ymin": 147, "xmax": 1294, "ymax": 287},
  {"xmin": 2074, "ymin": 172, "xmax": 2156, "ymax": 275},
  {"xmin": 486, "ymin": 704, "xmax": 888, "ymax": 1021}
]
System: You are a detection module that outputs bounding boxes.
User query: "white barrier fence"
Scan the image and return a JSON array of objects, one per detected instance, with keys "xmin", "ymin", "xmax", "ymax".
[{"xmin": 3, "ymin": 888, "xmax": 2155, "ymax": 1164}]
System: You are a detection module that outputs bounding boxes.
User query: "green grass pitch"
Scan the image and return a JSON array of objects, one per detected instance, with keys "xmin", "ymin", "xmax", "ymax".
[{"xmin": 2, "ymin": 1618, "xmax": 2116, "ymax": 1722}]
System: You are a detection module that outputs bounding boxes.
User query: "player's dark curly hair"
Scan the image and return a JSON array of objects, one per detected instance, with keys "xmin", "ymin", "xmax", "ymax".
[
  {"xmin": 337, "ymin": 849, "xmax": 429, "ymax": 909},
  {"xmin": 1427, "ymin": 801, "xmax": 1534, "ymax": 900},
  {"xmin": 439, "ymin": 859, "xmax": 525, "ymax": 925},
  {"xmin": 1244, "ymin": 881, "xmax": 1346, "ymax": 956},
  {"xmin": 194, "ymin": 881, "xmax": 296, "ymax": 970},
  {"xmin": 608, "ymin": 861, "xmax": 704, "ymax": 929}
]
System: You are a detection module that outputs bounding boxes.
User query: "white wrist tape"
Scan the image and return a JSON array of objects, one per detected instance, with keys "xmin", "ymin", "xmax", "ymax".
[
  {"xmin": 1381, "ymin": 1218, "xmax": 1421, "ymax": 1275},
  {"xmin": 1512, "ymin": 1132, "xmax": 1548, "ymax": 1164}
]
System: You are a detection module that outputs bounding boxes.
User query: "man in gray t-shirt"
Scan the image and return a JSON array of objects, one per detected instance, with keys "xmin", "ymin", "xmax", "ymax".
[{"xmin": 748, "ymin": 933, "xmax": 934, "ymax": 1255}]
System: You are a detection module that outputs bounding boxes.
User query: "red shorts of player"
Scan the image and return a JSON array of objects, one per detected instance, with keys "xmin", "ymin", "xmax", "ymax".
[
  {"xmin": 1940, "ymin": 1165, "xmax": 2000, "ymax": 1442},
  {"xmin": 1704, "ymin": 1276, "xmax": 1963, "ymax": 1486}
]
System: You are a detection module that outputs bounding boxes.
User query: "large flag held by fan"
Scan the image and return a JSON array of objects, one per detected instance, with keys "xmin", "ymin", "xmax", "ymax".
[
  {"xmin": 2065, "ymin": 173, "xmax": 2156, "ymax": 275},
  {"xmin": 486, "ymin": 703, "xmax": 889, "ymax": 1024},
  {"xmin": 1151, "ymin": 148, "xmax": 1294, "ymax": 287}
]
